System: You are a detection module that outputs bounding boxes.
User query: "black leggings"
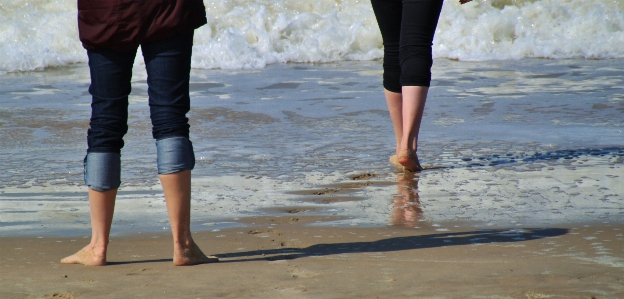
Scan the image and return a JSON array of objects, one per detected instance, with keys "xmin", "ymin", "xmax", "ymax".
[{"xmin": 371, "ymin": 0, "xmax": 443, "ymax": 92}]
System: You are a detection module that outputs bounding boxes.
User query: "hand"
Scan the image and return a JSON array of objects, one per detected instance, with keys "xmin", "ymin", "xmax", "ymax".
[{"xmin": 460, "ymin": 0, "xmax": 473, "ymax": 4}]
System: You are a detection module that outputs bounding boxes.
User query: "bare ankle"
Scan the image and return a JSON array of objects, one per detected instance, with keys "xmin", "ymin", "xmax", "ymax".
[
  {"xmin": 88, "ymin": 240, "xmax": 108, "ymax": 255},
  {"xmin": 173, "ymin": 236, "xmax": 194, "ymax": 249},
  {"xmin": 172, "ymin": 242, "xmax": 217, "ymax": 266}
]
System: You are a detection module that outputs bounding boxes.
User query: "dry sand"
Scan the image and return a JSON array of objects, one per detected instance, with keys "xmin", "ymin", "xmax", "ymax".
[{"xmin": 1, "ymin": 221, "xmax": 623, "ymax": 299}]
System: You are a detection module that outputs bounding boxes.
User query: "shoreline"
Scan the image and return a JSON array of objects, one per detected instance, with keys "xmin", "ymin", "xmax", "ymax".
[{"xmin": 1, "ymin": 154, "xmax": 622, "ymax": 238}]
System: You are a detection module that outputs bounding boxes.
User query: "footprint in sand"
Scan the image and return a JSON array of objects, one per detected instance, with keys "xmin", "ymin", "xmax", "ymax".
[
  {"xmin": 127, "ymin": 268, "xmax": 157, "ymax": 276},
  {"xmin": 268, "ymin": 217, "xmax": 300, "ymax": 224},
  {"xmin": 312, "ymin": 188, "xmax": 340, "ymax": 195},
  {"xmin": 350, "ymin": 173, "xmax": 378, "ymax": 180},
  {"xmin": 316, "ymin": 196, "xmax": 365, "ymax": 204},
  {"xmin": 46, "ymin": 292, "xmax": 73, "ymax": 299},
  {"xmin": 288, "ymin": 267, "xmax": 320, "ymax": 278},
  {"xmin": 340, "ymin": 181, "xmax": 374, "ymax": 188},
  {"xmin": 279, "ymin": 241, "xmax": 306, "ymax": 248}
]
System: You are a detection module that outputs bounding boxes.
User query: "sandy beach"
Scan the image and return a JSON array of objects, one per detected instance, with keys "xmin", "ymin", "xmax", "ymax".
[
  {"xmin": 2, "ymin": 1, "xmax": 624, "ymax": 298},
  {"xmin": 2, "ymin": 223, "xmax": 623, "ymax": 298},
  {"xmin": 1, "ymin": 58, "xmax": 623, "ymax": 298}
]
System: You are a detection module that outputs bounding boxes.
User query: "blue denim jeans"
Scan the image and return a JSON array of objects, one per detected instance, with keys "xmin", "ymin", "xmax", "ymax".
[{"xmin": 84, "ymin": 33, "xmax": 196, "ymax": 192}]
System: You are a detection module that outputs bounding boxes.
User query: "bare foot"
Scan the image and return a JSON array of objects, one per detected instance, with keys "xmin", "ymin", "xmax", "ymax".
[
  {"xmin": 397, "ymin": 149, "xmax": 423, "ymax": 172},
  {"xmin": 173, "ymin": 242, "xmax": 219, "ymax": 266},
  {"xmin": 389, "ymin": 155, "xmax": 402, "ymax": 168},
  {"xmin": 60, "ymin": 244, "xmax": 107, "ymax": 266}
]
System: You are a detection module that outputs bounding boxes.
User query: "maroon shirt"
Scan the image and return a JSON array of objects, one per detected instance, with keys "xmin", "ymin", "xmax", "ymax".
[{"xmin": 77, "ymin": 0, "xmax": 207, "ymax": 51}]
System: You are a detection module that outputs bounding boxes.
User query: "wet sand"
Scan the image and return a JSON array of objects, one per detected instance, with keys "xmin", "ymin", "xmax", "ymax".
[
  {"xmin": 1, "ymin": 223, "xmax": 623, "ymax": 298},
  {"xmin": 2, "ymin": 163, "xmax": 624, "ymax": 298}
]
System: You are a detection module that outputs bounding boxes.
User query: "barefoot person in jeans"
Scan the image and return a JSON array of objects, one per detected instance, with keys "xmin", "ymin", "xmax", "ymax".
[
  {"xmin": 372, "ymin": 0, "xmax": 472, "ymax": 171},
  {"xmin": 61, "ymin": 0, "xmax": 216, "ymax": 266}
]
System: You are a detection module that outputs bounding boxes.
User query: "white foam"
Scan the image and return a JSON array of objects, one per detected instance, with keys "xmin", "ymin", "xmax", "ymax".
[
  {"xmin": 1, "ymin": 0, "xmax": 623, "ymax": 74},
  {"xmin": 192, "ymin": 0, "xmax": 382, "ymax": 69},
  {"xmin": 0, "ymin": 0, "xmax": 83, "ymax": 74},
  {"xmin": 435, "ymin": 0, "xmax": 624, "ymax": 60}
]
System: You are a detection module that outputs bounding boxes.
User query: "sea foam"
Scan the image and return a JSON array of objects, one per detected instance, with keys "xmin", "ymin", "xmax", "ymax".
[{"xmin": 1, "ymin": 0, "xmax": 623, "ymax": 74}]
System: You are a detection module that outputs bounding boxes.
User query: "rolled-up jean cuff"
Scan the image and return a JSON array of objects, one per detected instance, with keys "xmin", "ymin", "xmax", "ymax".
[
  {"xmin": 84, "ymin": 152, "xmax": 121, "ymax": 191},
  {"xmin": 156, "ymin": 137, "xmax": 195, "ymax": 174}
]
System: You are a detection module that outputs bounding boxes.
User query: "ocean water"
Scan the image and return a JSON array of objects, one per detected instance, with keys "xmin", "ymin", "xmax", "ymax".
[
  {"xmin": 0, "ymin": 58, "xmax": 622, "ymax": 236},
  {"xmin": 1, "ymin": 0, "xmax": 624, "ymax": 74},
  {"xmin": 0, "ymin": 0, "xmax": 623, "ymax": 236}
]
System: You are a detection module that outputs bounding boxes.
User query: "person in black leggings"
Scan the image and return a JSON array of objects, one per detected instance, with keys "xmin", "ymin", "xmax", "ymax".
[{"xmin": 371, "ymin": 0, "xmax": 471, "ymax": 171}]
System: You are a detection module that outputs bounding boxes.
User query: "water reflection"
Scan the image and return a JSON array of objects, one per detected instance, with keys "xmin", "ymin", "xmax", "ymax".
[{"xmin": 391, "ymin": 172, "xmax": 422, "ymax": 228}]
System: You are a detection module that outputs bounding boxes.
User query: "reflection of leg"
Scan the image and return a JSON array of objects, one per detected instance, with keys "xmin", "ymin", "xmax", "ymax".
[
  {"xmin": 160, "ymin": 170, "xmax": 217, "ymax": 266},
  {"xmin": 391, "ymin": 172, "xmax": 422, "ymax": 227},
  {"xmin": 61, "ymin": 188, "xmax": 116, "ymax": 266},
  {"xmin": 401, "ymin": 172, "xmax": 421, "ymax": 225}
]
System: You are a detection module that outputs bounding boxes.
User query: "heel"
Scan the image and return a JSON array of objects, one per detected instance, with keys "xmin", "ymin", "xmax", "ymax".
[{"xmin": 397, "ymin": 149, "xmax": 423, "ymax": 172}]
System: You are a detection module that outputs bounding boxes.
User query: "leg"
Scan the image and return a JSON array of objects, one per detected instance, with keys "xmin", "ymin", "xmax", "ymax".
[
  {"xmin": 401, "ymin": 87, "xmax": 428, "ymax": 152},
  {"xmin": 61, "ymin": 189, "xmax": 116, "ymax": 266},
  {"xmin": 396, "ymin": 86, "xmax": 428, "ymax": 171},
  {"xmin": 386, "ymin": 89, "xmax": 403, "ymax": 156},
  {"xmin": 142, "ymin": 33, "xmax": 216, "ymax": 265},
  {"xmin": 371, "ymin": 0, "xmax": 405, "ymax": 164},
  {"xmin": 61, "ymin": 48, "xmax": 137, "ymax": 265},
  {"xmin": 396, "ymin": 0, "xmax": 443, "ymax": 171},
  {"xmin": 160, "ymin": 170, "xmax": 217, "ymax": 265}
]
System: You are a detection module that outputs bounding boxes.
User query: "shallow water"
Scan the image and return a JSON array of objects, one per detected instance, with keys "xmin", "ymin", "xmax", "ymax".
[{"xmin": 0, "ymin": 58, "xmax": 622, "ymax": 236}]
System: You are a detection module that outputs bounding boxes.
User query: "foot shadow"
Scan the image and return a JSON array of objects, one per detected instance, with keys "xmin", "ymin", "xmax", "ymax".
[
  {"xmin": 215, "ymin": 227, "xmax": 568, "ymax": 263},
  {"xmin": 106, "ymin": 258, "xmax": 172, "ymax": 266}
]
